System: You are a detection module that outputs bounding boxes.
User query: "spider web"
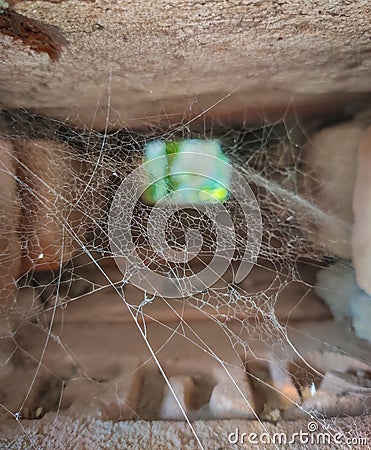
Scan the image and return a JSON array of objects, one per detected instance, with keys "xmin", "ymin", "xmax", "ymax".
[{"xmin": 0, "ymin": 92, "xmax": 370, "ymax": 449}]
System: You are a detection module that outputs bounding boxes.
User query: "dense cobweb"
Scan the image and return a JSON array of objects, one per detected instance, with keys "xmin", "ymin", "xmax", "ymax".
[{"xmin": 0, "ymin": 95, "xmax": 370, "ymax": 449}]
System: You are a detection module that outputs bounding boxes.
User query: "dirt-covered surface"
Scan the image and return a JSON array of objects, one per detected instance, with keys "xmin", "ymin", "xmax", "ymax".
[
  {"xmin": 0, "ymin": 0, "xmax": 370, "ymax": 128},
  {"xmin": 1, "ymin": 415, "xmax": 370, "ymax": 449}
]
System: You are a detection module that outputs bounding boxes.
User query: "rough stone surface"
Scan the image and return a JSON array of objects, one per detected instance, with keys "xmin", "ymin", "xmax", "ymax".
[
  {"xmin": 0, "ymin": 415, "xmax": 369, "ymax": 449},
  {"xmin": 0, "ymin": 0, "xmax": 370, "ymax": 128}
]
